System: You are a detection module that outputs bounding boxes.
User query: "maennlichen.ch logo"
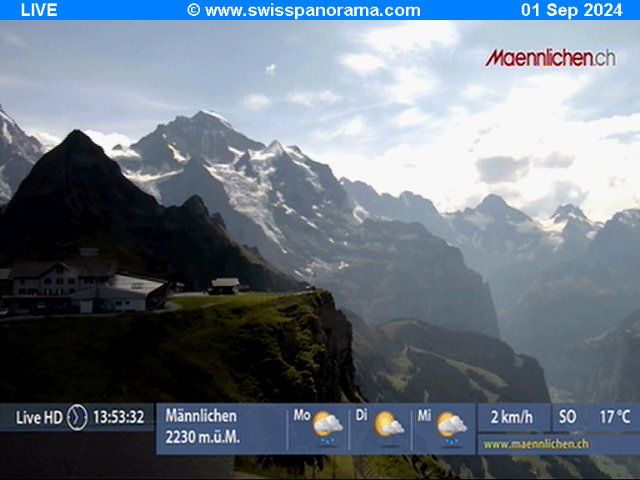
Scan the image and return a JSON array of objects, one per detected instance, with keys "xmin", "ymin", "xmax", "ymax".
[{"xmin": 485, "ymin": 48, "xmax": 617, "ymax": 67}]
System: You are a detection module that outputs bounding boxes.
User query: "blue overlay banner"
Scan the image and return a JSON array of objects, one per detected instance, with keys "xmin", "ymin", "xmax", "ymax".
[
  {"xmin": 0, "ymin": 0, "xmax": 638, "ymax": 21},
  {"xmin": 1, "ymin": 403, "xmax": 639, "ymax": 456}
]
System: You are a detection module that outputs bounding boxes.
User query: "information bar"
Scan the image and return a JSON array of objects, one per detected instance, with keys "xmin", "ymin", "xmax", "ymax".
[
  {"xmin": 2, "ymin": 403, "xmax": 639, "ymax": 456},
  {"xmin": 0, "ymin": 0, "xmax": 639, "ymax": 21},
  {"xmin": 154, "ymin": 402, "xmax": 640, "ymax": 456}
]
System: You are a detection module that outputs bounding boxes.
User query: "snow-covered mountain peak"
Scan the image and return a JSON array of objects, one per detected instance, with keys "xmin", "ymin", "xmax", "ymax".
[
  {"xmin": 551, "ymin": 204, "xmax": 589, "ymax": 224},
  {"xmin": 0, "ymin": 104, "xmax": 44, "ymax": 202},
  {"xmin": 195, "ymin": 110, "xmax": 234, "ymax": 129},
  {"xmin": 265, "ymin": 140, "xmax": 285, "ymax": 156},
  {"xmin": 190, "ymin": 110, "xmax": 235, "ymax": 130}
]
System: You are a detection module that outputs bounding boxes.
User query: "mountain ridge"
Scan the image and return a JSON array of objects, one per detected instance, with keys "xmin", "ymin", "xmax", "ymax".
[
  {"xmin": 111, "ymin": 111, "xmax": 500, "ymax": 336},
  {"xmin": 0, "ymin": 130, "xmax": 303, "ymax": 292}
]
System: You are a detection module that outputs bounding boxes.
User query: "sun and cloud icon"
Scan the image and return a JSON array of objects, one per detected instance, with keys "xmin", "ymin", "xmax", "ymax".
[
  {"xmin": 437, "ymin": 411, "xmax": 468, "ymax": 440},
  {"xmin": 313, "ymin": 411, "xmax": 344, "ymax": 438},
  {"xmin": 374, "ymin": 411, "xmax": 405, "ymax": 438}
]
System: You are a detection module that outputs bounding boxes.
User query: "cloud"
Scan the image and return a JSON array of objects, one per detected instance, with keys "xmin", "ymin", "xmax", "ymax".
[
  {"xmin": 288, "ymin": 90, "xmax": 341, "ymax": 107},
  {"xmin": 241, "ymin": 94, "xmax": 272, "ymax": 111},
  {"xmin": 340, "ymin": 54, "xmax": 385, "ymax": 75},
  {"xmin": 265, "ymin": 63, "xmax": 276, "ymax": 76},
  {"xmin": 386, "ymin": 68, "xmax": 437, "ymax": 104},
  {"xmin": 365, "ymin": 21, "xmax": 458, "ymax": 56},
  {"xmin": 605, "ymin": 130, "xmax": 640, "ymax": 144},
  {"xmin": 1, "ymin": 32, "xmax": 27, "ymax": 48},
  {"xmin": 538, "ymin": 151, "xmax": 575, "ymax": 169},
  {"xmin": 382, "ymin": 420, "xmax": 405, "ymax": 436},
  {"xmin": 393, "ymin": 107, "xmax": 430, "ymax": 127},
  {"xmin": 84, "ymin": 130, "xmax": 133, "ymax": 156},
  {"xmin": 313, "ymin": 116, "xmax": 366, "ymax": 141},
  {"xmin": 314, "ymin": 414, "xmax": 343, "ymax": 435},
  {"xmin": 438, "ymin": 415, "xmax": 467, "ymax": 435},
  {"xmin": 461, "ymin": 85, "xmax": 494, "ymax": 102},
  {"xmin": 29, "ymin": 131, "xmax": 61, "ymax": 152},
  {"xmin": 527, "ymin": 181, "xmax": 590, "ymax": 217},
  {"xmin": 476, "ymin": 156, "xmax": 531, "ymax": 184}
]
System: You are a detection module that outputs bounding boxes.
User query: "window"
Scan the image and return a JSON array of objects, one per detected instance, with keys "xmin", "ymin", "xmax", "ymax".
[
  {"xmin": 68, "ymin": 278, "xmax": 76, "ymax": 285},
  {"xmin": 20, "ymin": 279, "xmax": 25, "ymax": 285},
  {"xmin": 18, "ymin": 289, "xmax": 25, "ymax": 295},
  {"xmin": 55, "ymin": 266, "xmax": 64, "ymax": 274},
  {"xmin": 56, "ymin": 278, "xmax": 64, "ymax": 285},
  {"xmin": 44, "ymin": 278, "xmax": 52, "ymax": 285},
  {"xmin": 70, "ymin": 289, "xmax": 76, "ymax": 294},
  {"xmin": 115, "ymin": 301, "xmax": 122, "ymax": 306},
  {"xmin": 125, "ymin": 300, "xmax": 130, "ymax": 305}
]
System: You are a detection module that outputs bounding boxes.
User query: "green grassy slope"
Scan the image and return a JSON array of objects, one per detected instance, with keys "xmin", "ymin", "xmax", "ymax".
[{"xmin": 0, "ymin": 291, "xmax": 357, "ymax": 403}]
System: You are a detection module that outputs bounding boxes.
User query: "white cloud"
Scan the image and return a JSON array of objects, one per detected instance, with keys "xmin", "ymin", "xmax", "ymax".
[
  {"xmin": 461, "ymin": 85, "xmax": 494, "ymax": 102},
  {"xmin": 84, "ymin": 130, "xmax": 133, "ymax": 156},
  {"xmin": 393, "ymin": 107, "xmax": 430, "ymax": 127},
  {"xmin": 365, "ymin": 21, "xmax": 458, "ymax": 56},
  {"xmin": 265, "ymin": 63, "xmax": 276, "ymax": 76},
  {"xmin": 288, "ymin": 90, "xmax": 341, "ymax": 107},
  {"xmin": 241, "ymin": 94, "xmax": 272, "ymax": 111},
  {"xmin": 29, "ymin": 131, "xmax": 61, "ymax": 152},
  {"xmin": 314, "ymin": 414, "xmax": 343, "ymax": 435},
  {"xmin": 313, "ymin": 116, "xmax": 366, "ymax": 141},
  {"xmin": 317, "ymin": 71, "xmax": 640, "ymax": 221},
  {"xmin": 340, "ymin": 54, "xmax": 385, "ymax": 75},
  {"xmin": 386, "ymin": 68, "xmax": 437, "ymax": 104},
  {"xmin": 438, "ymin": 415, "xmax": 468, "ymax": 435},
  {"xmin": 382, "ymin": 420, "xmax": 405, "ymax": 436}
]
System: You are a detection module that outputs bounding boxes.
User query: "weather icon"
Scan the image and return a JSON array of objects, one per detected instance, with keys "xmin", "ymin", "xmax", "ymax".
[
  {"xmin": 374, "ymin": 411, "xmax": 405, "ymax": 438},
  {"xmin": 313, "ymin": 411, "xmax": 343, "ymax": 439},
  {"xmin": 437, "ymin": 412, "xmax": 467, "ymax": 445}
]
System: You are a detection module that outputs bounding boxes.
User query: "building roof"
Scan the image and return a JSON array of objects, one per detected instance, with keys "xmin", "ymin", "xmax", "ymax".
[
  {"xmin": 70, "ymin": 275, "xmax": 165, "ymax": 301},
  {"xmin": 211, "ymin": 278, "xmax": 240, "ymax": 287},
  {"xmin": 70, "ymin": 285, "xmax": 148, "ymax": 301},
  {"xmin": 9, "ymin": 259, "xmax": 117, "ymax": 279},
  {"xmin": 111, "ymin": 274, "xmax": 165, "ymax": 295}
]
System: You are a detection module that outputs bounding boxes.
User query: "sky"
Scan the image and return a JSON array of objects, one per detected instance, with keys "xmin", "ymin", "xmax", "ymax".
[{"xmin": 1, "ymin": 21, "xmax": 640, "ymax": 221}]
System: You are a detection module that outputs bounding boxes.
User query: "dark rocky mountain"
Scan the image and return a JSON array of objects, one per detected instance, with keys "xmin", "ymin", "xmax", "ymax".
[
  {"xmin": 0, "ymin": 103, "xmax": 43, "ymax": 203},
  {"xmin": 568, "ymin": 309, "xmax": 640, "ymax": 402},
  {"xmin": 115, "ymin": 111, "xmax": 500, "ymax": 337},
  {"xmin": 0, "ymin": 130, "xmax": 302, "ymax": 292}
]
